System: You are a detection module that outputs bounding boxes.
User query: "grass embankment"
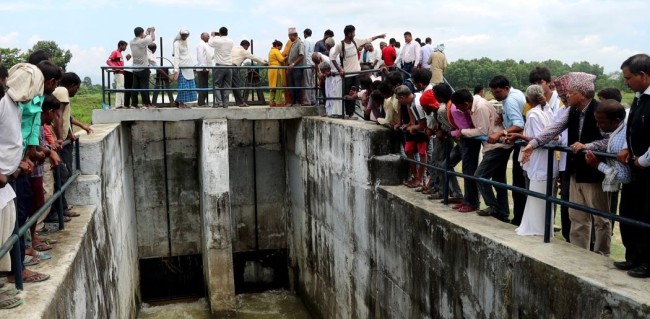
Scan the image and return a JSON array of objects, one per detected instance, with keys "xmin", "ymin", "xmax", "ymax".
[{"xmin": 70, "ymin": 92, "xmax": 102, "ymax": 125}]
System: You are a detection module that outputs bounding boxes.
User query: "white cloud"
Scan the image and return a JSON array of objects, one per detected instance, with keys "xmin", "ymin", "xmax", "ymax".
[
  {"xmin": 0, "ymin": 32, "xmax": 20, "ymax": 47},
  {"xmin": 27, "ymin": 35, "xmax": 42, "ymax": 47},
  {"xmin": 64, "ymin": 44, "xmax": 109, "ymax": 83}
]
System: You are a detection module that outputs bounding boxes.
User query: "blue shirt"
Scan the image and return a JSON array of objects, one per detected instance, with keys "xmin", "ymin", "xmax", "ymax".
[
  {"xmin": 598, "ymin": 122, "xmax": 631, "ymax": 185},
  {"xmin": 502, "ymin": 88, "xmax": 525, "ymax": 130}
]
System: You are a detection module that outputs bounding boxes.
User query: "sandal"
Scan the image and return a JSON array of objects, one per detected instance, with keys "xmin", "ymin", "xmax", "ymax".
[
  {"xmin": 422, "ymin": 188, "xmax": 436, "ymax": 195},
  {"xmin": 0, "ymin": 287, "xmax": 18, "ymax": 298},
  {"xmin": 8, "ymin": 271, "xmax": 50, "ymax": 283},
  {"xmin": 29, "ymin": 250, "xmax": 52, "ymax": 260},
  {"xmin": 65, "ymin": 211, "xmax": 80, "ymax": 217},
  {"xmin": 0, "ymin": 296, "xmax": 23, "ymax": 309},
  {"xmin": 66, "ymin": 204, "xmax": 73, "ymax": 210},
  {"xmin": 42, "ymin": 238, "xmax": 57, "ymax": 245},
  {"xmin": 24, "ymin": 255, "xmax": 40, "ymax": 267},
  {"xmin": 32, "ymin": 241, "xmax": 52, "ymax": 252}
]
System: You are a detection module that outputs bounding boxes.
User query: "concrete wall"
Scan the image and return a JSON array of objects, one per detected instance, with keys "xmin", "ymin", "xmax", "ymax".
[
  {"xmin": 286, "ymin": 117, "xmax": 650, "ymax": 319},
  {"xmin": 228, "ymin": 120, "xmax": 286, "ymax": 252},
  {"xmin": 53, "ymin": 124, "xmax": 139, "ymax": 318},
  {"xmin": 131, "ymin": 121, "xmax": 201, "ymax": 258}
]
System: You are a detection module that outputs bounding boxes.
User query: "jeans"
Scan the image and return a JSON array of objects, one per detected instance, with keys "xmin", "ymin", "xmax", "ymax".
[
  {"xmin": 131, "ymin": 69, "xmax": 151, "ymax": 106},
  {"xmin": 231, "ymin": 67, "xmax": 246, "ymax": 105},
  {"xmin": 213, "ymin": 64, "xmax": 232, "ymax": 106},
  {"xmin": 402, "ymin": 62, "xmax": 414, "ymax": 79},
  {"xmin": 288, "ymin": 68, "xmax": 304, "ymax": 105},
  {"xmin": 475, "ymin": 147, "xmax": 512, "ymax": 219},
  {"xmin": 124, "ymin": 71, "xmax": 134, "ymax": 107},
  {"xmin": 460, "ymin": 138, "xmax": 481, "ymax": 207}
]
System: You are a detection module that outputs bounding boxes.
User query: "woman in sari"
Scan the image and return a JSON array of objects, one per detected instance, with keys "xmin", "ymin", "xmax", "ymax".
[{"xmin": 268, "ymin": 40, "xmax": 285, "ymax": 106}]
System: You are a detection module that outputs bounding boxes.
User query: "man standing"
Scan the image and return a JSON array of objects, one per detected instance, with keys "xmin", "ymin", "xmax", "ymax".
[
  {"xmin": 523, "ymin": 72, "xmax": 611, "ymax": 256},
  {"xmin": 130, "ymin": 26, "xmax": 155, "ymax": 108},
  {"xmin": 209, "ymin": 27, "xmax": 234, "ymax": 108},
  {"xmin": 302, "ymin": 28, "xmax": 316, "ymax": 106},
  {"xmin": 487, "ymin": 75, "xmax": 526, "ymax": 225},
  {"xmin": 453, "ymin": 89, "xmax": 512, "ymax": 223},
  {"xmin": 361, "ymin": 43, "xmax": 381, "ymax": 69},
  {"xmin": 398, "ymin": 31, "xmax": 420, "ymax": 78},
  {"xmin": 196, "ymin": 32, "xmax": 214, "ymax": 106},
  {"xmin": 314, "ymin": 29, "xmax": 334, "ymax": 56},
  {"xmin": 428, "ymin": 44, "xmax": 447, "ymax": 84},
  {"xmin": 420, "ymin": 37, "xmax": 434, "ymax": 70},
  {"xmin": 617, "ymin": 54, "xmax": 650, "ymax": 277},
  {"xmin": 231, "ymin": 40, "xmax": 267, "ymax": 107},
  {"xmin": 287, "ymin": 27, "xmax": 305, "ymax": 107},
  {"xmin": 330, "ymin": 25, "xmax": 385, "ymax": 118},
  {"xmin": 381, "ymin": 39, "xmax": 397, "ymax": 71},
  {"xmin": 107, "ymin": 40, "xmax": 128, "ymax": 108}
]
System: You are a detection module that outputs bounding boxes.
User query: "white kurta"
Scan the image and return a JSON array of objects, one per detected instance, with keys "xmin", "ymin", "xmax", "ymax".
[{"xmin": 516, "ymin": 105, "xmax": 558, "ymax": 236}]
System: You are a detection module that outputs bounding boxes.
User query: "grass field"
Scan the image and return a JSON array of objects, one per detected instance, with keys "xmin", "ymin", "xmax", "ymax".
[{"xmin": 70, "ymin": 92, "xmax": 102, "ymax": 126}]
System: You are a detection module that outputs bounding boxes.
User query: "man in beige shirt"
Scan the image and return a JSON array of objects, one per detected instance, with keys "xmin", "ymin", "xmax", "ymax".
[
  {"xmin": 231, "ymin": 40, "xmax": 267, "ymax": 107},
  {"xmin": 451, "ymin": 89, "xmax": 512, "ymax": 223}
]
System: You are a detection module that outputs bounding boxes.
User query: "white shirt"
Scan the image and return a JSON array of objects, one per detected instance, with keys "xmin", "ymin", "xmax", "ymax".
[
  {"xmin": 400, "ymin": 40, "xmax": 421, "ymax": 66},
  {"xmin": 521, "ymin": 105, "xmax": 558, "ymax": 181},
  {"xmin": 0, "ymin": 96, "xmax": 21, "ymax": 207},
  {"xmin": 174, "ymin": 40, "xmax": 195, "ymax": 80},
  {"xmin": 362, "ymin": 49, "xmax": 382, "ymax": 67},
  {"xmin": 420, "ymin": 44, "xmax": 434, "ymax": 69},
  {"xmin": 147, "ymin": 48, "xmax": 157, "ymax": 67},
  {"xmin": 330, "ymin": 37, "xmax": 372, "ymax": 77},
  {"xmin": 208, "ymin": 36, "xmax": 234, "ymax": 65},
  {"xmin": 196, "ymin": 41, "xmax": 214, "ymax": 67},
  {"xmin": 231, "ymin": 46, "xmax": 266, "ymax": 66},
  {"xmin": 303, "ymin": 37, "xmax": 316, "ymax": 66}
]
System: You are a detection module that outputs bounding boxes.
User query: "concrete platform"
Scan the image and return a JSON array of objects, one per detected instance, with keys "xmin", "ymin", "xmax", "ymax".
[
  {"xmin": 3, "ymin": 206, "xmax": 96, "ymax": 318},
  {"xmin": 92, "ymin": 105, "xmax": 319, "ymax": 124}
]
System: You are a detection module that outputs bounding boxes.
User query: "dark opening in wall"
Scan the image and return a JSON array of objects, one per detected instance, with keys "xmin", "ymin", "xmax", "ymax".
[
  {"xmin": 233, "ymin": 249, "xmax": 289, "ymax": 294},
  {"xmin": 140, "ymin": 254, "xmax": 204, "ymax": 302}
]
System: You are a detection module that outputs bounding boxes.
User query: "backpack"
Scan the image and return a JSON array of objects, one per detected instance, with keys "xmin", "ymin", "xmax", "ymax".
[{"xmin": 339, "ymin": 39, "xmax": 358, "ymax": 66}]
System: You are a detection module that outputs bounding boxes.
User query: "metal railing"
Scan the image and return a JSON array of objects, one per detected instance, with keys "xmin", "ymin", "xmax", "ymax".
[
  {"xmin": 0, "ymin": 138, "xmax": 81, "ymax": 290},
  {"xmin": 402, "ymin": 138, "xmax": 650, "ymax": 243},
  {"xmin": 100, "ymin": 65, "xmax": 318, "ymax": 107}
]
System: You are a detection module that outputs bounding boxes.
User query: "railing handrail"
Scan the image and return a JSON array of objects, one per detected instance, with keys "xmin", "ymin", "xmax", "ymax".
[
  {"xmin": 0, "ymin": 138, "xmax": 81, "ymax": 290},
  {"xmin": 401, "ymin": 136, "xmax": 649, "ymax": 244}
]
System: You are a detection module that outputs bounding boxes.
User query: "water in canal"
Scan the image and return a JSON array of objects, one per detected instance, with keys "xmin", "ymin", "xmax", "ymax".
[{"xmin": 138, "ymin": 290, "xmax": 313, "ymax": 319}]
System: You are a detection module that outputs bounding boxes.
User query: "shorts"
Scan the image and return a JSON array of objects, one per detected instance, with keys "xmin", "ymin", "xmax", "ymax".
[{"xmin": 405, "ymin": 140, "xmax": 428, "ymax": 155}]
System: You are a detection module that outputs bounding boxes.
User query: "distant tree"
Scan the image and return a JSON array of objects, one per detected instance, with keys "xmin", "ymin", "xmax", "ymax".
[
  {"xmin": 27, "ymin": 41, "xmax": 72, "ymax": 71},
  {"xmin": 0, "ymin": 48, "xmax": 25, "ymax": 69},
  {"xmin": 83, "ymin": 76, "xmax": 92, "ymax": 87}
]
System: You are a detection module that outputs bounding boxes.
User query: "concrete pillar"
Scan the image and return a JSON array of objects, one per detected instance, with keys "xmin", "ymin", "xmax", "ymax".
[{"xmin": 200, "ymin": 119, "xmax": 235, "ymax": 316}]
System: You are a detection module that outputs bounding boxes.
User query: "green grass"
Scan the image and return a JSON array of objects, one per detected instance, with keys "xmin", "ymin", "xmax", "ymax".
[
  {"xmin": 456, "ymin": 165, "xmax": 625, "ymax": 261},
  {"xmin": 70, "ymin": 92, "xmax": 102, "ymax": 126}
]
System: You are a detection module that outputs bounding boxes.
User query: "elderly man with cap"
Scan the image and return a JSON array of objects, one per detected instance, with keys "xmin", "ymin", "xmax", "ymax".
[
  {"xmin": 522, "ymin": 71, "xmax": 611, "ymax": 255},
  {"xmin": 287, "ymin": 27, "xmax": 305, "ymax": 107},
  {"xmin": 172, "ymin": 29, "xmax": 197, "ymax": 108}
]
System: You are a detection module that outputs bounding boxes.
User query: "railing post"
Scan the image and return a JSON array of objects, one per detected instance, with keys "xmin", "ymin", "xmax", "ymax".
[
  {"xmin": 75, "ymin": 138, "xmax": 81, "ymax": 171},
  {"xmin": 101, "ymin": 68, "xmax": 106, "ymax": 107},
  {"xmin": 544, "ymin": 146, "xmax": 555, "ymax": 243},
  {"xmin": 55, "ymin": 165, "xmax": 65, "ymax": 230}
]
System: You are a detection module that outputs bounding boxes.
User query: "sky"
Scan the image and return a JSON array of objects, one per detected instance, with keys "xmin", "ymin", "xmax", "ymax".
[{"xmin": 1, "ymin": 0, "xmax": 648, "ymax": 85}]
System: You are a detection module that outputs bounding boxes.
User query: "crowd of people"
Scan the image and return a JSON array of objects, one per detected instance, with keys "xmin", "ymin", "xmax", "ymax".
[
  {"xmin": 376, "ymin": 52, "xmax": 650, "ymax": 280},
  {"xmin": 105, "ymin": 25, "xmax": 449, "ymax": 113},
  {"xmin": 0, "ymin": 51, "xmax": 93, "ymax": 309}
]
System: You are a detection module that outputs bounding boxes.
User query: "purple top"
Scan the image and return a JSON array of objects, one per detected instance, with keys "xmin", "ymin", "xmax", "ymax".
[{"xmin": 450, "ymin": 103, "xmax": 474, "ymax": 137}]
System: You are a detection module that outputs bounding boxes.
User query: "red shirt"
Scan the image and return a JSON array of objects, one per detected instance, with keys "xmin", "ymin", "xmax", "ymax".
[
  {"xmin": 382, "ymin": 46, "xmax": 397, "ymax": 67},
  {"xmin": 107, "ymin": 50, "xmax": 125, "ymax": 73}
]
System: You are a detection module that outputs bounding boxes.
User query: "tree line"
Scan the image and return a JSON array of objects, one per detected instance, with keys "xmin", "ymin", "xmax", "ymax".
[{"xmin": 444, "ymin": 58, "xmax": 628, "ymax": 92}]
